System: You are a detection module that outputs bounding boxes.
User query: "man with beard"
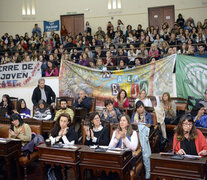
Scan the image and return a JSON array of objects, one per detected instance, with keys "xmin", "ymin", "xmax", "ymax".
[{"xmin": 54, "ymin": 99, "xmax": 74, "ymax": 122}]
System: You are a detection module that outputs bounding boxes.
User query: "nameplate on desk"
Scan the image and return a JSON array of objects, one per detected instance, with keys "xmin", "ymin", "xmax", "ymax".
[
  {"xmin": 160, "ymin": 152, "xmax": 174, "ymax": 156},
  {"xmin": 183, "ymin": 154, "xmax": 201, "ymax": 159},
  {"xmin": 89, "ymin": 145, "xmax": 108, "ymax": 149},
  {"xmin": 63, "ymin": 145, "xmax": 78, "ymax": 149}
]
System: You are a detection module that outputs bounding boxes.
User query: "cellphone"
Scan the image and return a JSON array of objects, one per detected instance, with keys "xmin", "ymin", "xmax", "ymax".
[{"xmin": 10, "ymin": 125, "xmax": 14, "ymax": 131}]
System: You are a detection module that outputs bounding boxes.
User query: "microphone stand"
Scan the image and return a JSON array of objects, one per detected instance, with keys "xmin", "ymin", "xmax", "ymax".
[
  {"xmin": 171, "ymin": 131, "xmax": 188, "ymax": 160},
  {"xmin": 95, "ymin": 127, "xmax": 106, "ymax": 152}
]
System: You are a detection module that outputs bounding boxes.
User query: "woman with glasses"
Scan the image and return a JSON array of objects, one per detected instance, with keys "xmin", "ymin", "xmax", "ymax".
[
  {"xmin": 83, "ymin": 112, "xmax": 110, "ymax": 146},
  {"xmin": 173, "ymin": 114, "xmax": 207, "ymax": 156}
]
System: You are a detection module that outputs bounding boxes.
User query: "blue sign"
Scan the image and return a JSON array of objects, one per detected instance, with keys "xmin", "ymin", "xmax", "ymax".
[{"xmin": 43, "ymin": 20, "xmax": 59, "ymax": 32}]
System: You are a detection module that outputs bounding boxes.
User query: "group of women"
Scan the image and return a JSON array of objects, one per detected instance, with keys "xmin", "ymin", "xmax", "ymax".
[{"xmin": 4, "ymin": 88, "xmax": 207, "ymax": 179}]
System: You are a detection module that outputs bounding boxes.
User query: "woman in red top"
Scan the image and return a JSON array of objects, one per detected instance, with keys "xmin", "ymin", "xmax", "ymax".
[
  {"xmin": 113, "ymin": 89, "xmax": 129, "ymax": 109},
  {"xmin": 173, "ymin": 114, "xmax": 207, "ymax": 156}
]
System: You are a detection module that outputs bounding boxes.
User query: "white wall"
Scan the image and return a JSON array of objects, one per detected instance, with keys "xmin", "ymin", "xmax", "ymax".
[
  {"xmin": 0, "ymin": 0, "xmax": 206, "ymax": 36},
  {"xmin": 0, "ymin": 77, "xmax": 59, "ymax": 116}
]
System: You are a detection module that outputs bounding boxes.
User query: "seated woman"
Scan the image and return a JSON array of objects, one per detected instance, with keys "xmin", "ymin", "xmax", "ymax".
[
  {"xmin": 131, "ymin": 100, "xmax": 153, "ymax": 125},
  {"xmin": 100, "ymin": 99, "xmax": 122, "ymax": 123},
  {"xmin": 9, "ymin": 113, "xmax": 32, "ymax": 146},
  {"xmin": 191, "ymin": 103, "xmax": 207, "ymax": 128},
  {"xmin": 49, "ymin": 113, "xmax": 78, "ymax": 145},
  {"xmin": 33, "ymin": 99, "xmax": 52, "ymax": 120},
  {"xmin": 109, "ymin": 114, "xmax": 138, "ymax": 152},
  {"xmin": 173, "ymin": 114, "xmax": 207, "ymax": 156},
  {"xmin": 0, "ymin": 94, "xmax": 14, "ymax": 117},
  {"xmin": 161, "ymin": 92, "xmax": 176, "ymax": 124},
  {"xmin": 84, "ymin": 112, "xmax": 110, "ymax": 146},
  {"xmin": 113, "ymin": 89, "xmax": 129, "ymax": 110},
  {"xmin": 14, "ymin": 99, "xmax": 31, "ymax": 119},
  {"xmin": 135, "ymin": 89, "xmax": 152, "ymax": 107}
]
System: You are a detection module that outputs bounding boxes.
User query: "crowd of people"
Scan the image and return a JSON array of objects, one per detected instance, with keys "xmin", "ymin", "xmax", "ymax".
[
  {"xmin": 0, "ymin": 13, "xmax": 207, "ymax": 179},
  {"xmin": 1, "ymin": 76, "xmax": 207, "ymax": 179},
  {"xmin": 0, "ymin": 14, "xmax": 207, "ymax": 77}
]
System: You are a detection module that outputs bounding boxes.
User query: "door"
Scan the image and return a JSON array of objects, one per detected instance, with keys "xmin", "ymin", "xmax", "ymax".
[
  {"xmin": 61, "ymin": 14, "xmax": 84, "ymax": 38},
  {"xmin": 148, "ymin": 5, "xmax": 174, "ymax": 29}
]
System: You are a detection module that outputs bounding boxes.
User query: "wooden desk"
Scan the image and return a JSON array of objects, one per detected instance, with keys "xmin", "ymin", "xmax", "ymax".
[
  {"xmin": 79, "ymin": 146, "xmax": 132, "ymax": 180},
  {"xmin": 0, "ymin": 139, "xmax": 21, "ymax": 180},
  {"xmin": 38, "ymin": 144, "xmax": 80, "ymax": 180},
  {"xmin": 150, "ymin": 153, "xmax": 207, "ymax": 180}
]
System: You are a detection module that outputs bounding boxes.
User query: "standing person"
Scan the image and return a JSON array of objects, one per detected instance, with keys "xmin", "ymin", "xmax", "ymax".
[
  {"xmin": 49, "ymin": 113, "xmax": 78, "ymax": 145},
  {"xmin": 15, "ymin": 99, "xmax": 31, "ymax": 119},
  {"xmin": 9, "ymin": 113, "xmax": 32, "ymax": 146},
  {"xmin": 73, "ymin": 89, "xmax": 92, "ymax": 112},
  {"xmin": 54, "ymin": 99, "xmax": 74, "ymax": 123},
  {"xmin": 83, "ymin": 112, "xmax": 110, "ymax": 146},
  {"xmin": 113, "ymin": 89, "xmax": 129, "ymax": 109},
  {"xmin": 161, "ymin": 92, "xmax": 176, "ymax": 124},
  {"xmin": 176, "ymin": 14, "xmax": 185, "ymax": 28},
  {"xmin": 0, "ymin": 94, "xmax": 14, "ymax": 117},
  {"xmin": 173, "ymin": 114, "xmax": 207, "ymax": 156},
  {"xmin": 100, "ymin": 99, "xmax": 122, "ymax": 123},
  {"xmin": 31, "ymin": 78, "xmax": 56, "ymax": 108},
  {"xmin": 32, "ymin": 24, "xmax": 42, "ymax": 37},
  {"xmin": 135, "ymin": 89, "xmax": 152, "ymax": 107}
]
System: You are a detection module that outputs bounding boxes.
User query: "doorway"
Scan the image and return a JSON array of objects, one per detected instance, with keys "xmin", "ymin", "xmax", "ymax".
[
  {"xmin": 148, "ymin": 5, "xmax": 175, "ymax": 29},
  {"xmin": 60, "ymin": 14, "xmax": 84, "ymax": 38}
]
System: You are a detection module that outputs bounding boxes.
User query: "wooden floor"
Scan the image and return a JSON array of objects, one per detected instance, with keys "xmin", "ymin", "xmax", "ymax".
[{"xmin": 0, "ymin": 132, "xmax": 174, "ymax": 180}]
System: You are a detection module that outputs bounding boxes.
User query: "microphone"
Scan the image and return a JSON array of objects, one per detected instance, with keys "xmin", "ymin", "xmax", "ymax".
[
  {"xmin": 95, "ymin": 127, "xmax": 106, "ymax": 152},
  {"xmin": 171, "ymin": 131, "xmax": 188, "ymax": 160}
]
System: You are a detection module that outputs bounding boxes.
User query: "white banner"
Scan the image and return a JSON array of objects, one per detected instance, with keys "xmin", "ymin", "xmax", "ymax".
[{"xmin": 0, "ymin": 62, "xmax": 42, "ymax": 88}]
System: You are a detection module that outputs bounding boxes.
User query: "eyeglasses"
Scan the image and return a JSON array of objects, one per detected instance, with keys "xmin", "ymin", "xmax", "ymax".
[{"xmin": 182, "ymin": 123, "xmax": 193, "ymax": 127}]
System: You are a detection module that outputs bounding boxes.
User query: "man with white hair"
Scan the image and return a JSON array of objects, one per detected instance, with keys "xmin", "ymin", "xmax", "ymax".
[{"xmin": 32, "ymin": 78, "xmax": 56, "ymax": 108}]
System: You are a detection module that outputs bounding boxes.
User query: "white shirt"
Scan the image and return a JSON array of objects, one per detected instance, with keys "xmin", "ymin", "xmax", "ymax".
[{"xmin": 135, "ymin": 98, "xmax": 152, "ymax": 107}]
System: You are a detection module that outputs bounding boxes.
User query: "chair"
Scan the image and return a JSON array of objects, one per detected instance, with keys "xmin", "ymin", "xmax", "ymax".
[
  {"xmin": 10, "ymin": 97, "xmax": 18, "ymax": 110},
  {"xmin": 89, "ymin": 97, "xmax": 96, "ymax": 113},
  {"xmin": 171, "ymin": 97, "xmax": 188, "ymax": 112},
  {"xmin": 18, "ymin": 120, "xmax": 42, "ymax": 180}
]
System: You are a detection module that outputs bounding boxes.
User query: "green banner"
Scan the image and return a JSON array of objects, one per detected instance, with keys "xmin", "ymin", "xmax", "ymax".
[
  {"xmin": 176, "ymin": 55, "xmax": 207, "ymax": 100},
  {"xmin": 59, "ymin": 55, "xmax": 176, "ymax": 106}
]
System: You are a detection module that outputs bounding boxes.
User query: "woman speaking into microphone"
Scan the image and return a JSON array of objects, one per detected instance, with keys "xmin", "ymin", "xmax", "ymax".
[{"xmin": 173, "ymin": 114, "xmax": 207, "ymax": 156}]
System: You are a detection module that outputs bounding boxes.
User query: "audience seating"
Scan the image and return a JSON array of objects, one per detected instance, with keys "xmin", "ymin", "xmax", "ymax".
[
  {"xmin": 89, "ymin": 97, "xmax": 96, "ymax": 113},
  {"xmin": 171, "ymin": 97, "xmax": 188, "ymax": 112}
]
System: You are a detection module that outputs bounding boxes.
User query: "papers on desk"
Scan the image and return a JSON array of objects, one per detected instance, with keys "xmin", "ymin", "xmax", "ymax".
[
  {"xmin": 0, "ymin": 138, "xmax": 7, "ymax": 143},
  {"xmin": 183, "ymin": 154, "xmax": 201, "ymax": 159},
  {"xmin": 89, "ymin": 145, "xmax": 109, "ymax": 149},
  {"xmin": 62, "ymin": 144, "xmax": 78, "ymax": 149},
  {"xmin": 106, "ymin": 150, "xmax": 121, "ymax": 154}
]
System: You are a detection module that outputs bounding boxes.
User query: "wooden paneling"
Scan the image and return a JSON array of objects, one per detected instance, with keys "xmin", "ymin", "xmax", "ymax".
[{"xmin": 148, "ymin": 5, "xmax": 175, "ymax": 29}]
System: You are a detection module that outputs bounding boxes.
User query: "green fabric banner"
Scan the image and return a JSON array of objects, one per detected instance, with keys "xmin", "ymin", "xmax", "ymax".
[{"xmin": 176, "ymin": 55, "xmax": 207, "ymax": 100}]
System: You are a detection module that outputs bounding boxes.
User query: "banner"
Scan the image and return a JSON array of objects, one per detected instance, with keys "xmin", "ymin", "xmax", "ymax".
[
  {"xmin": 43, "ymin": 20, "xmax": 59, "ymax": 32},
  {"xmin": 0, "ymin": 62, "xmax": 41, "ymax": 88},
  {"xmin": 59, "ymin": 55, "xmax": 176, "ymax": 105},
  {"xmin": 176, "ymin": 55, "xmax": 207, "ymax": 100}
]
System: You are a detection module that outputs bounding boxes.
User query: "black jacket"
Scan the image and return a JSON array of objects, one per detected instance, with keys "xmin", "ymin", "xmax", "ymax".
[
  {"xmin": 73, "ymin": 96, "xmax": 92, "ymax": 111},
  {"xmin": 32, "ymin": 85, "xmax": 56, "ymax": 106}
]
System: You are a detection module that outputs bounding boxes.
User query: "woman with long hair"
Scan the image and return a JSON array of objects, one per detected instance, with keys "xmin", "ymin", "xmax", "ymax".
[
  {"xmin": 45, "ymin": 60, "xmax": 59, "ymax": 77},
  {"xmin": 135, "ymin": 89, "xmax": 152, "ymax": 107},
  {"xmin": 0, "ymin": 94, "xmax": 14, "ymax": 116},
  {"xmin": 83, "ymin": 112, "xmax": 110, "ymax": 146},
  {"xmin": 113, "ymin": 89, "xmax": 129, "ymax": 109},
  {"xmin": 15, "ymin": 99, "xmax": 31, "ymax": 119},
  {"xmin": 50, "ymin": 113, "xmax": 77, "ymax": 145},
  {"xmin": 173, "ymin": 114, "xmax": 207, "ymax": 156},
  {"xmin": 161, "ymin": 92, "xmax": 176, "ymax": 124},
  {"xmin": 9, "ymin": 113, "xmax": 31, "ymax": 146},
  {"xmin": 109, "ymin": 114, "xmax": 138, "ymax": 152}
]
